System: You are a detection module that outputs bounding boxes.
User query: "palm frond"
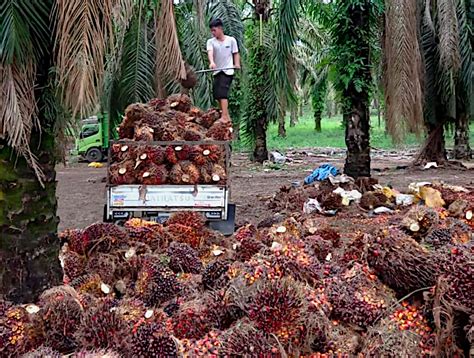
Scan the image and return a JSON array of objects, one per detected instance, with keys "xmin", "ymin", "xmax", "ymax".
[
  {"xmin": 437, "ymin": 0, "xmax": 461, "ymax": 74},
  {"xmin": 176, "ymin": 5, "xmax": 213, "ymax": 108},
  {"xmin": 271, "ymin": 0, "xmax": 301, "ymax": 111},
  {"xmin": 383, "ymin": 0, "xmax": 424, "ymax": 142},
  {"xmin": 0, "ymin": 63, "xmax": 44, "ymax": 183},
  {"xmin": 156, "ymin": 0, "xmax": 186, "ymax": 87},
  {"xmin": 0, "ymin": 0, "xmax": 50, "ymax": 65},
  {"xmin": 117, "ymin": 5, "xmax": 156, "ymax": 106},
  {"xmin": 455, "ymin": 0, "xmax": 473, "ymax": 114},
  {"xmin": 54, "ymin": 0, "xmax": 115, "ymax": 118}
]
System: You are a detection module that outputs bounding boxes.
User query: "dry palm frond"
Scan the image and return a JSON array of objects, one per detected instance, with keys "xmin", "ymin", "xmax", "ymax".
[
  {"xmin": 155, "ymin": 1, "xmax": 186, "ymax": 86},
  {"xmin": 54, "ymin": 0, "xmax": 115, "ymax": 117},
  {"xmin": 383, "ymin": 0, "xmax": 424, "ymax": 143},
  {"xmin": 0, "ymin": 63, "xmax": 44, "ymax": 184},
  {"xmin": 437, "ymin": 0, "xmax": 461, "ymax": 76}
]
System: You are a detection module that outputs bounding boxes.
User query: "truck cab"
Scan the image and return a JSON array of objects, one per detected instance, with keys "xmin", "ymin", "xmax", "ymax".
[{"xmin": 74, "ymin": 114, "xmax": 112, "ymax": 162}]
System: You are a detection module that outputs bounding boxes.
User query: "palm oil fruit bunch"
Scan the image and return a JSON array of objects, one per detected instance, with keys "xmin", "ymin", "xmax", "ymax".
[
  {"xmin": 171, "ymin": 300, "xmax": 213, "ymax": 340},
  {"xmin": 130, "ymin": 322, "xmax": 178, "ymax": 358},
  {"xmin": 179, "ymin": 330, "xmax": 223, "ymax": 356},
  {"xmin": 166, "ymin": 241, "xmax": 203, "ymax": 274},
  {"xmin": 134, "ymin": 256, "xmax": 181, "ymax": 306},
  {"xmin": 367, "ymin": 228, "xmax": 438, "ymax": 295}
]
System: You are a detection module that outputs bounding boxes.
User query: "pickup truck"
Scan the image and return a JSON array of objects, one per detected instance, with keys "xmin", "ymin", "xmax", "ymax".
[{"xmin": 103, "ymin": 140, "xmax": 235, "ymax": 235}]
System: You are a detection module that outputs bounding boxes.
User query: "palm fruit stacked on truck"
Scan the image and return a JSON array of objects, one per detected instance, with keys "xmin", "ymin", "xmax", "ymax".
[{"xmin": 108, "ymin": 94, "xmax": 231, "ymax": 185}]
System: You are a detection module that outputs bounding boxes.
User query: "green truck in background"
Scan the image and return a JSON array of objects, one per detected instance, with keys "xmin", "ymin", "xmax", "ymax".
[{"xmin": 72, "ymin": 113, "xmax": 117, "ymax": 162}]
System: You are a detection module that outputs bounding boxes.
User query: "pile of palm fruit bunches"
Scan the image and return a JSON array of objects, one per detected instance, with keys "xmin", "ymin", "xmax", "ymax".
[
  {"xmin": 1, "ymin": 97, "xmax": 473, "ymax": 358},
  {"xmin": 108, "ymin": 94, "xmax": 231, "ymax": 186}
]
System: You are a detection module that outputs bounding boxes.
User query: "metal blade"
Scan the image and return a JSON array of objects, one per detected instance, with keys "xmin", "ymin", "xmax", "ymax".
[{"xmin": 194, "ymin": 67, "xmax": 238, "ymax": 74}]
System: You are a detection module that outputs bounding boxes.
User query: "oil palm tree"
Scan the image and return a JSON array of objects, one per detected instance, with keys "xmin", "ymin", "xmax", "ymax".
[
  {"xmin": 0, "ymin": 0, "xmax": 186, "ymax": 302},
  {"xmin": 383, "ymin": 0, "xmax": 472, "ymax": 163}
]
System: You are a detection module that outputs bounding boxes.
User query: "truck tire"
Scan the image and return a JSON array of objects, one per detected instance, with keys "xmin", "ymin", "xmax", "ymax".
[{"xmin": 85, "ymin": 147, "xmax": 103, "ymax": 162}]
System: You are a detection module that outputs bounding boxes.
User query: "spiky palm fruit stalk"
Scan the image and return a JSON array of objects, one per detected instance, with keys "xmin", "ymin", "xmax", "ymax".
[
  {"xmin": 166, "ymin": 211, "xmax": 205, "ymax": 231},
  {"xmin": 207, "ymin": 120, "xmax": 233, "ymax": 141},
  {"xmin": 138, "ymin": 163, "xmax": 168, "ymax": 185},
  {"xmin": 197, "ymin": 108, "xmax": 221, "ymax": 129},
  {"xmin": 235, "ymin": 235, "xmax": 264, "ymax": 262},
  {"xmin": 183, "ymin": 128, "xmax": 204, "ymax": 141},
  {"xmin": 169, "ymin": 163, "xmax": 185, "ymax": 184},
  {"xmin": 71, "ymin": 349, "xmax": 122, "ymax": 358},
  {"xmin": 142, "ymin": 145, "xmax": 165, "ymax": 165},
  {"xmin": 59, "ymin": 248, "xmax": 86, "ymax": 283},
  {"xmin": 117, "ymin": 123, "xmax": 135, "ymax": 139},
  {"xmin": 171, "ymin": 299, "xmax": 213, "ymax": 339},
  {"xmin": 180, "ymin": 161, "xmax": 200, "ymax": 184},
  {"xmin": 134, "ymin": 257, "xmax": 181, "ymax": 306},
  {"xmin": 75, "ymin": 298, "xmax": 129, "ymax": 354},
  {"xmin": 60, "ymin": 229, "xmax": 89, "ymax": 255},
  {"xmin": 201, "ymin": 290, "xmax": 243, "ymax": 330},
  {"xmin": 168, "ymin": 93, "xmax": 192, "ymax": 113},
  {"xmin": 202, "ymin": 259, "xmax": 231, "ymax": 289},
  {"xmin": 108, "ymin": 160, "xmax": 136, "ymax": 185},
  {"xmin": 175, "ymin": 145, "xmax": 192, "ymax": 161},
  {"xmin": 130, "ymin": 322, "xmax": 178, "ymax": 357},
  {"xmin": 220, "ymin": 321, "xmax": 281, "ymax": 356},
  {"xmin": 125, "ymin": 226, "xmax": 167, "ymax": 252},
  {"xmin": 133, "ymin": 125, "xmax": 154, "ymax": 142},
  {"xmin": 367, "ymin": 228, "xmax": 438, "ymax": 295},
  {"xmin": 361, "ymin": 314, "xmax": 435, "ymax": 356},
  {"xmin": 22, "ymin": 345, "xmax": 62, "ymax": 358},
  {"xmin": 124, "ymin": 103, "xmax": 153, "ymax": 125},
  {"xmin": 165, "ymin": 223, "xmax": 203, "ymax": 249},
  {"xmin": 82, "ymin": 223, "xmax": 128, "ymax": 254},
  {"xmin": 243, "ymin": 278, "xmax": 307, "ymax": 345},
  {"xmin": 165, "ymin": 146, "xmax": 179, "ymax": 164},
  {"xmin": 436, "ymin": 245, "xmax": 474, "ymax": 310},
  {"xmin": 110, "ymin": 143, "xmax": 135, "ymax": 163},
  {"xmin": 401, "ymin": 206, "xmax": 440, "ymax": 240},
  {"xmin": 326, "ymin": 264, "xmax": 396, "ymax": 328},
  {"xmin": 424, "ymin": 228, "xmax": 452, "ymax": 249},
  {"xmin": 85, "ymin": 253, "xmax": 118, "ymax": 285},
  {"xmin": 167, "ymin": 242, "xmax": 202, "ymax": 274},
  {"xmin": 36, "ymin": 286, "xmax": 84, "ymax": 353}
]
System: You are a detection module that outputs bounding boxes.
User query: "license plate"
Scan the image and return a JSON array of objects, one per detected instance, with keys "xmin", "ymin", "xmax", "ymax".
[{"xmin": 112, "ymin": 211, "xmax": 129, "ymax": 219}]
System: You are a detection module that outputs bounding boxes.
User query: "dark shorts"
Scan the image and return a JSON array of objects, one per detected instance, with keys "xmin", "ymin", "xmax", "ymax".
[{"xmin": 213, "ymin": 72, "xmax": 233, "ymax": 100}]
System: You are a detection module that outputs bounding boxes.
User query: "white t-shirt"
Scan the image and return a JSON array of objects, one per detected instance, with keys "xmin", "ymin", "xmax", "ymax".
[{"xmin": 206, "ymin": 36, "xmax": 239, "ymax": 76}]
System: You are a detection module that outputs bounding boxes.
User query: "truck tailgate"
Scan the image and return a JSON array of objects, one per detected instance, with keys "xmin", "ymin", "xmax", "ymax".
[{"xmin": 108, "ymin": 185, "xmax": 227, "ymax": 209}]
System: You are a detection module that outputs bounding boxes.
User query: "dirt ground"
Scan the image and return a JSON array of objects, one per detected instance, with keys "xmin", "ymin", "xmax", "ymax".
[{"xmin": 57, "ymin": 148, "xmax": 474, "ymax": 231}]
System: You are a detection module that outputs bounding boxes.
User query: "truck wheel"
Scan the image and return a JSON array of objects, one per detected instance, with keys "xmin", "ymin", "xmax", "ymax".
[{"xmin": 85, "ymin": 147, "xmax": 103, "ymax": 162}]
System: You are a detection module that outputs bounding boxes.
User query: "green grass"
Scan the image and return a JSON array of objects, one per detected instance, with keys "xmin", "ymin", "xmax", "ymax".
[{"xmin": 234, "ymin": 112, "xmax": 473, "ymax": 152}]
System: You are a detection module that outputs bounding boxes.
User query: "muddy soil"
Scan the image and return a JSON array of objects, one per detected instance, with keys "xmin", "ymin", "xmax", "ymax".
[{"xmin": 57, "ymin": 149, "xmax": 474, "ymax": 231}]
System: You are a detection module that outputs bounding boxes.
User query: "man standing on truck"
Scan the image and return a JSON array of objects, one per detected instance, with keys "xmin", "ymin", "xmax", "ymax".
[{"xmin": 207, "ymin": 18, "xmax": 240, "ymax": 122}]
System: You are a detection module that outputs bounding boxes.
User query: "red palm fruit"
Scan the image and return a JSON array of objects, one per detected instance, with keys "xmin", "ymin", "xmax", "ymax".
[
  {"xmin": 37, "ymin": 286, "xmax": 84, "ymax": 353},
  {"xmin": 110, "ymin": 143, "xmax": 135, "ymax": 163},
  {"xmin": 138, "ymin": 164, "xmax": 168, "ymax": 185},
  {"xmin": 168, "ymin": 93, "xmax": 192, "ymax": 113},
  {"xmin": 181, "ymin": 161, "xmax": 200, "ymax": 184},
  {"xmin": 167, "ymin": 242, "xmax": 203, "ymax": 274},
  {"xmin": 117, "ymin": 123, "xmax": 134, "ymax": 139},
  {"xmin": 202, "ymin": 259, "xmax": 231, "ymax": 289},
  {"xmin": 166, "ymin": 223, "xmax": 203, "ymax": 249},
  {"xmin": 130, "ymin": 322, "xmax": 177, "ymax": 357},
  {"xmin": 189, "ymin": 145, "xmax": 206, "ymax": 166},
  {"xmin": 201, "ymin": 144, "xmax": 223, "ymax": 163},
  {"xmin": 85, "ymin": 253, "xmax": 118, "ymax": 285},
  {"xmin": 82, "ymin": 222, "xmax": 128, "ymax": 254},
  {"xmin": 197, "ymin": 108, "xmax": 221, "ymax": 128},
  {"xmin": 146, "ymin": 146, "xmax": 165, "ymax": 165},
  {"xmin": 70, "ymin": 274, "xmax": 108, "ymax": 297},
  {"xmin": 148, "ymin": 97, "xmax": 168, "ymax": 111},
  {"xmin": 133, "ymin": 125, "xmax": 154, "ymax": 142},
  {"xmin": 166, "ymin": 211, "xmax": 206, "ymax": 230},
  {"xmin": 134, "ymin": 257, "xmax": 181, "ymax": 306},
  {"xmin": 189, "ymin": 106, "xmax": 203, "ymax": 118},
  {"xmin": 169, "ymin": 163, "xmax": 185, "ymax": 184},
  {"xmin": 211, "ymin": 164, "xmax": 227, "ymax": 184},
  {"xmin": 140, "ymin": 112, "xmax": 161, "ymax": 126},
  {"xmin": 234, "ymin": 224, "xmax": 258, "ymax": 242},
  {"xmin": 74, "ymin": 298, "xmax": 130, "ymax": 354},
  {"xmin": 108, "ymin": 160, "xmax": 136, "ymax": 185},
  {"xmin": 1, "ymin": 305, "xmax": 41, "ymax": 356},
  {"xmin": 172, "ymin": 300, "xmax": 212, "ymax": 339},
  {"xmin": 236, "ymin": 236, "xmax": 264, "ymax": 262},
  {"xmin": 124, "ymin": 103, "xmax": 153, "ymax": 124},
  {"xmin": 59, "ymin": 248, "xmax": 86, "ymax": 282},
  {"xmin": 165, "ymin": 146, "xmax": 179, "ymax": 164},
  {"xmin": 207, "ymin": 120, "xmax": 233, "ymax": 141},
  {"xmin": 175, "ymin": 145, "xmax": 191, "ymax": 161},
  {"xmin": 183, "ymin": 128, "xmax": 204, "ymax": 141},
  {"xmin": 59, "ymin": 229, "xmax": 89, "ymax": 255}
]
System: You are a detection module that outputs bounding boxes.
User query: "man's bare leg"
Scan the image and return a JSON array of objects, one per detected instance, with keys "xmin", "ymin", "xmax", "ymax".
[{"xmin": 220, "ymin": 99, "xmax": 230, "ymax": 121}]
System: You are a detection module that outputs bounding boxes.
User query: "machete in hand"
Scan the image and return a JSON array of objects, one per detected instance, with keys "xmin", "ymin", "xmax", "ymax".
[{"xmin": 194, "ymin": 67, "xmax": 239, "ymax": 74}]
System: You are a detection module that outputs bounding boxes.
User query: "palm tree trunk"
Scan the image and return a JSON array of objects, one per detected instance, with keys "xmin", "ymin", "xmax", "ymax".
[
  {"xmin": 278, "ymin": 114, "xmax": 287, "ymax": 137},
  {"xmin": 254, "ymin": 117, "xmax": 269, "ymax": 162},
  {"xmin": 290, "ymin": 107, "xmax": 298, "ymax": 127},
  {"xmin": 0, "ymin": 133, "xmax": 61, "ymax": 303},
  {"xmin": 454, "ymin": 113, "xmax": 472, "ymax": 159},
  {"xmin": 344, "ymin": 106, "xmax": 371, "ymax": 178},
  {"xmin": 414, "ymin": 123, "xmax": 447, "ymax": 165},
  {"xmin": 314, "ymin": 110, "xmax": 322, "ymax": 132}
]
